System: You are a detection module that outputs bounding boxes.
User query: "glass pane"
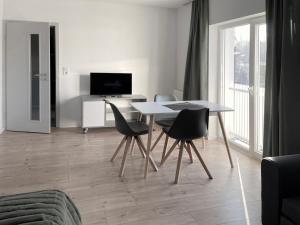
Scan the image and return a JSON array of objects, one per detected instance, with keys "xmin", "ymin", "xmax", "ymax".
[
  {"xmin": 223, "ymin": 24, "xmax": 250, "ymax": 148},
  {"xmin": 256, "ymin": 24, "xmax": 267, "ymax": 154},
  {"xmin": 31, "ymin": 34, "xmax": 40, "ymax": 121}
]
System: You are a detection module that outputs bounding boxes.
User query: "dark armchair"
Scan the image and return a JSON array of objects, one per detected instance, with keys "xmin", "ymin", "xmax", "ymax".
[{"xmin": 262, "ymin": 155, "xmax": 300, "ymax": 225}]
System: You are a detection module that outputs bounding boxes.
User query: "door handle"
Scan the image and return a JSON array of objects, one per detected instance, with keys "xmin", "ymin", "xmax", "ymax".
[
  {"xmin": 33, "ymin": 73, "xmax": 48, "ymax": 81},
  {"xmin": 33, "ymin": 73, "xmax": 47, "ymax": 77},
  {"xmin": 248, "ymin": 86, "xmax": 254, "ymax": 96}
]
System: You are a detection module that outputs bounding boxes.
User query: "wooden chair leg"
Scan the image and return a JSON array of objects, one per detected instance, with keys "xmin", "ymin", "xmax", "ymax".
[
  {"xmin": 160, "ymin": 140, "xmax": 180, "ymax": 166},
  {"xmin": 185, "ymin": 142, "xmax": 193, "ymax": 163},
  {"xmin": 175, "ymin": 141, "xmax": 184, "ymax": 184},
  {"xmin": 119, "ymin": 136, "xmax": 132, "ymax": 177},
  {"xmin": 111, "ymin": 136, "xmax": 127, "ymax": 162},
  {"xmin": 134, "ymin": 137, "xmax": 146, "ymax": 158},
  {"xmin": 190, "ymin": 141, "xmax": 213, "ymax": 179},
  {"xmin": 150, "ymin": 130, "xmax": 164, "ymax": 152},
  {"xmin": 136, "ymin": 136, "xmax": 159, "ymax": 172},
  {"xmin": 130, "ymin": 139, "xmax": 136, "ymax": 155},
  {"xmin": 161, "ymin": 135, "xmax": 169, "ymax": 164}
]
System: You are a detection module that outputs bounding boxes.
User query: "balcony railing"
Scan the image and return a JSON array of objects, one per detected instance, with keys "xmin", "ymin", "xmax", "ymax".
[
  {"xmin": 228, "ymin": 85, "xmax": 250, "ymax": 145},
  {"xmin": 225, "ymin": 84, "xmax": 265, "ymax": 153}
]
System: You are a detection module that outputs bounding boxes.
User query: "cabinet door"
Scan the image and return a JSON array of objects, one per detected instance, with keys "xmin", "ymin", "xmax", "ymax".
[{"xmin": 82, "ymin": 101, "xmax": 105, "ymax": 128}]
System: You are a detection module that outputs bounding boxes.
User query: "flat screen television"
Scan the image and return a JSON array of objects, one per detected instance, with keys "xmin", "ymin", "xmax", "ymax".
[{"xmin": 90, "ymin": 73, "xmax": 132, "ymax": 96}]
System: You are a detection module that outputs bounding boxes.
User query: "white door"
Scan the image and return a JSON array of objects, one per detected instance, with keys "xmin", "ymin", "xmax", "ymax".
[
  {"xmin": 6, "ymin": 21, "xmax": 51, "ymax": 133},
  {"xmin": 219, "ymin": 16, "xmax": 266, "ymax": 157}
]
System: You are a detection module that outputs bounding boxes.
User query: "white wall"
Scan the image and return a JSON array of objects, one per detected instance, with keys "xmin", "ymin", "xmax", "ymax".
[
  {"xmin": 176, "ymin": 4, "xmax": 191, "ymax": 91},
  {"xmin": 210, "ymin": 0, "xmax": 265, "ymax": 25},
  {"xmin": 3, "ymin": 0, "xmax": 177, "ymax": 127},
  {"xmin": 0, "ymin": 0, "xmax": 4, "ymax": 133}
]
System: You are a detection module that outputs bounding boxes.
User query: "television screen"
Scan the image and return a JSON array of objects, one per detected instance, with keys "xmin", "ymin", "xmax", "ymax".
[{"xmin": 90, "ymin": 73, "xmax": 132, "ymax": 96}]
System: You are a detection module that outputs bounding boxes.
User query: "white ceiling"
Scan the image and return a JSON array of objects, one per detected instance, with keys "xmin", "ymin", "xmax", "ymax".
[{"xmin": 98, "ymin": 0, "xmax": 192, "ymax": 8}]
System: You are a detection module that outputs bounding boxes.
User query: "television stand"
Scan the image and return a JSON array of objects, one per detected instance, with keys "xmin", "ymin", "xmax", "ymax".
[{"xmin": 81, "ymin": 95, "xmax": 147, "ymax": 133}]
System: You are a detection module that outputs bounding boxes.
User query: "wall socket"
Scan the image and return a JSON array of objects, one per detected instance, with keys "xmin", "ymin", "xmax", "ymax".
[{"xmin": 62, "ymin": 67, "xmax": 69, "ymax": 76}]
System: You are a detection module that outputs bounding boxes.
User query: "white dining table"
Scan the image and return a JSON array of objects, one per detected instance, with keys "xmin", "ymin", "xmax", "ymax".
[{"xmin": 131, "ymin": 100, "xmax": 234, "ymax": 178}]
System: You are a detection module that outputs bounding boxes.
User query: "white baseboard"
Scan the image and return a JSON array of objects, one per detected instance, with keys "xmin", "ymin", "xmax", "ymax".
[
  {"xmin": 58, "ymin": 121, "xmax": 81, "ymax": 128},
  {"xmin": 0, "ymin": 128, "xmax": 4, "ymax": 134}
]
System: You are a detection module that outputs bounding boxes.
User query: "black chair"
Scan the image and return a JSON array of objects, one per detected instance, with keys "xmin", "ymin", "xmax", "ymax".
[
  {"xmin": 107, "ymin": 101, "xmax": 158, "ymax": 177},
  {"xmin": 262, "ymin": 155, "xmax": 300, "ymax": 225},
  {"xmin": 150, "ymin": 95, "xmax": 177, "ymax": 163},
  {"xmin": 160, "ymin": 108, "xmax": 213, "ymax": 184}
]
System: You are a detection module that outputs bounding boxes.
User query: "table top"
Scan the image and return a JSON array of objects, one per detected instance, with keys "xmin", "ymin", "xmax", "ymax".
[{"xmin": 131, "ymin": 100, "xmax": 234, "ymax": 115}]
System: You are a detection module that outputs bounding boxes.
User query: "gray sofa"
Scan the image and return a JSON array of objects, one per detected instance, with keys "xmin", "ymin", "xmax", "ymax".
[
  {"xmin": 0, "ymin": 190, "xmax": 81, "ymax": 225},
  {"xmin": 262, "ymin": 155, "xmax": 300, "ymax": 225}
]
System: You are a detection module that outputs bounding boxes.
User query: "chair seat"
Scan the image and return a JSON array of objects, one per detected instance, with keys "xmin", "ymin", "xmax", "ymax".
[
  {"xmin": 155, "ymin": 119, "xmax": 175, "ymax": 128},
  {"xmin": 128, "ymin": 122, "xmax": 149, "ymax": 136},
  {"xmin": 162, "ymin": 126, "xmax": 200, "ymax": 141},
  {"xmin": 162, "ymin": 126, "xmax": 170, "ymax": 133},
  {"xmin": 282, "ymin": 197, "xmax": 300, "ymax": 225}
]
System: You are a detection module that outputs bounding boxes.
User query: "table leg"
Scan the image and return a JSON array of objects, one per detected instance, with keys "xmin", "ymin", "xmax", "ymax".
[
  {"xmin": 131, "ymin": 113, "xmax": 143, "ymax": 155},
  {"xmin": 144, "ymin": 115, "xmax": 155, "ymax": 178},
  {"xmin": 217, "ymin": 112, "xmax": 234, "ymax": 168},
  {"xmin": 138, "ymin": 112, "xmax": 143, "ymax": 122}
]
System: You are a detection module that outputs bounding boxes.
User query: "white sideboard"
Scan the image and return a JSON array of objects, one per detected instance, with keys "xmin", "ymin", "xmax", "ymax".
[{"xmin": 81, "ymin": 95, "xmax": 147, "ymax": 133}]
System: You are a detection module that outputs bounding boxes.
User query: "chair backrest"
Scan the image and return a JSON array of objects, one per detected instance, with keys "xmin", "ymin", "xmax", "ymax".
[
  {"xmin": 154, "ymin": 94, "xmax": 177, "ymax": 102},
  {"xmin": 166, "ymin": 108, "xmax": 209, "ymax": 140},
  {"xmin": 106, "ymin": 101, "xmax": 133, "ymax": 136},
  {"xmin": 154, "ymin": 94, "xmax": 178, "ymax": 121}
]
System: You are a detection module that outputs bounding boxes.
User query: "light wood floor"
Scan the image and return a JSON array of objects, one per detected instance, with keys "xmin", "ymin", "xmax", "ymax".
[{"xmin": 0, "ymin": 128, "xmax": 262, "ymax": 225}]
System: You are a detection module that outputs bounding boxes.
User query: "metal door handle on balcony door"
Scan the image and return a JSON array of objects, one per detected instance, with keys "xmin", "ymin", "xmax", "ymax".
[
  {"xmin": 248, "ymin": 86, "xmax": 254, "ymax": 95},
  {"xmin": 33, "ymin": 74, "xmax": 48, "ymax": 81}
]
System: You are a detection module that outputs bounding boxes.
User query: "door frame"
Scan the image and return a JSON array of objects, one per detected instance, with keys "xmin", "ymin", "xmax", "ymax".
[
  {"xmin": 215, "ymin": 14, "xmax": 266, "ymax": 159},
  {"xmin": 252, "ymin": 17, "xmax": 267, "ymax": 157},
  {"xmin": 4, "ymin": 20, "xmax": 60, "ymax": 131},
  {"xmin": 49, "ymin": 23, "xmax": 60, "ymax": 128}
]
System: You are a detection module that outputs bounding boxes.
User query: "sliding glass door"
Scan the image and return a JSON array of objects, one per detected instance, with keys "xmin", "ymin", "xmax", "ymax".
[{"xmin": 220, "ymin": 16, "xmax": 266, "ymax": 156}]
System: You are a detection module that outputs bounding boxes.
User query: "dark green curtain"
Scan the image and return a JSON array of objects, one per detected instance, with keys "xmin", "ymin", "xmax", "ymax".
[
  {"xmin": 263, "ymin": 0, "xmax": 300, "ymax": 157},
  {"xmin": 183, "ymin": 0, "xmax": 209, "ymax": 101}
]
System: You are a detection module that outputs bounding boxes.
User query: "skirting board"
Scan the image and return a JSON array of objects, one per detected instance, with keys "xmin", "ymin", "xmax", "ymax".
[
  {"xmin": 58, "ymin": 121, "xmax": 81, "ymax": 128},
  {"xmin": 0, "ymin": 128, "xmax": 5, "ymax": 134}
]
